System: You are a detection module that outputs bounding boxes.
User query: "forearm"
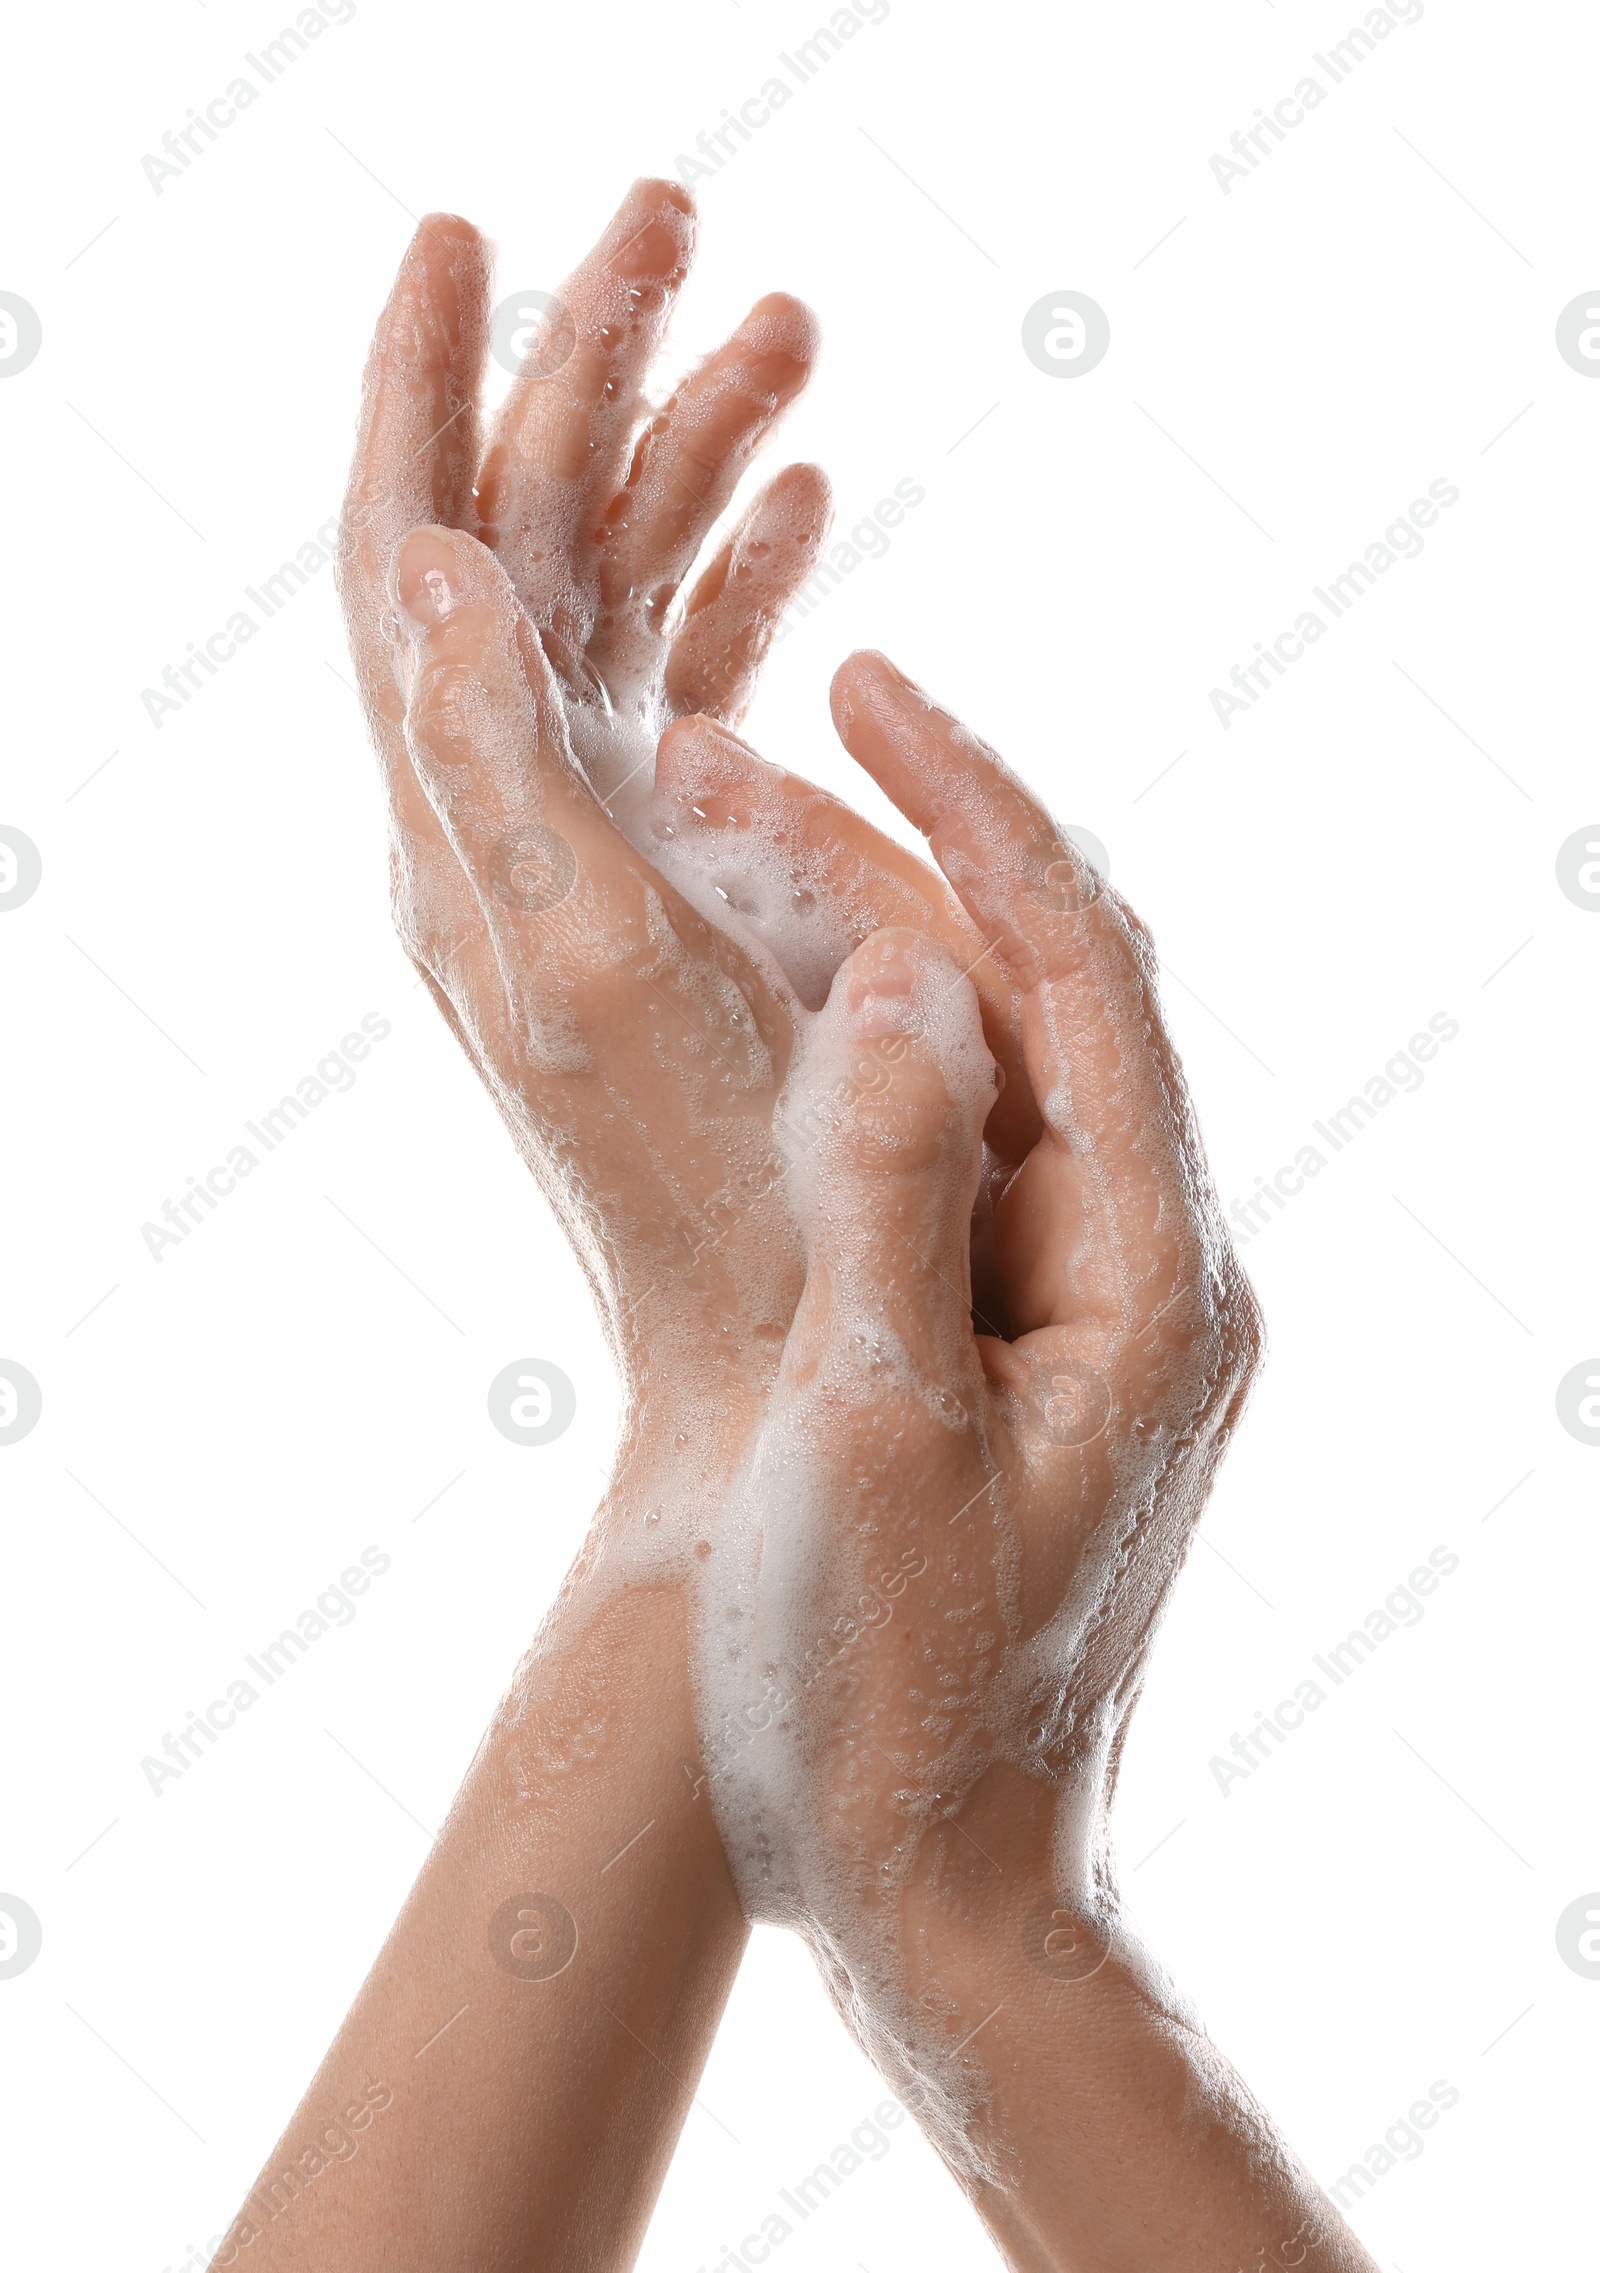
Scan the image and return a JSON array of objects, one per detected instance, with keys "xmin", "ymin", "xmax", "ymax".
[
  {"xmin": 224, "ymin": 1484, "xmax": 744, "ymax": 2273},
  {"xmin": 897, "ymin": 1774, "xmax": 1378, "ymax": 2273}
]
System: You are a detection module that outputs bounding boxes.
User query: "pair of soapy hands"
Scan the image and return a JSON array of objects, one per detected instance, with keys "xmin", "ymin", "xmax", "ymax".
[{"xmin": 338, "ymin": 176, "xmax": 1261, "ymax": 2103}]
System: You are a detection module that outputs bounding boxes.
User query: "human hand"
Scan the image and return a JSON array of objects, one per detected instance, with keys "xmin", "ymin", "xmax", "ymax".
[
  {"xmin": 335, "ymin": 180, "xmax": 826, "ymax": 1464},
  {"xmin": 340, "ymin": 179, "xmax": 828, "ymax": 821},
  {"xmin": 253, "ymin": 173, "xmax": 1368, "ymax": 2273},
  {"xmin": 339, "ymin": 186, "xmax": 1046, "ymax": 1460},
  {"xmin": 255, "ymin": 192, "xmax": 864, "ymax": 2257},
  {"xmin": 683, "ymin": 664, "xmax": 1376, "ymax": 2273},
  {"xmin": 694, "ymin": 651, "xmax": 1265, "ymax": 2156}
]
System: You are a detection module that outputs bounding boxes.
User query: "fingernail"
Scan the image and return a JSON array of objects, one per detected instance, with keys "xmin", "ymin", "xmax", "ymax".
[{"xmin": 392, "ymin": 528, "xmax": 460, "ymax": 628}]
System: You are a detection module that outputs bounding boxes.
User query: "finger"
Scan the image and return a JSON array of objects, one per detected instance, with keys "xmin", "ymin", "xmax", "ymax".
[
  {"xmin": 340, "ymin": 213, "xmax": 491, "ymax": 751},
  {"xmin": 476, "ymin": 178, "xmax": 696, "ymax": 637},
  {"xmin": 781, "ymin": 929, "xmax": 996, "ymax": 1397},
  {"xmin": 394, "ymin": 523, "xmax": 806, "ymax": 1343},
  {"xmin": 830, "ymin": 651, "xmax": 1111, "ymax": 971},
  {"xmin": 663, "ymin": 462, "xmax": 831, "ymax": 725},
  {"xmin": 393, "ymin": 524, "xmax": 795, "ymax": 1108},
  {"xmin": 338, "ymin": 212, "xmax": 492, "ymax": 990},
  {"xmin": 589, "ymin": 294, "xmax": 819, "ymax": 690},
  {"xmin": 652, "ymin": 713, "xmax": 1039, "ymax": 1162},
  {"xmin": 391, "ymin": 524, "xmax": 644, "ymax": 990},
  {"xmin": 830, "ymin": 651, "xmax": 1218, "ymax": 1349},
  {"xmin": 754, "ymin": 935, "xmax": 1013, "ymax": 1808}
]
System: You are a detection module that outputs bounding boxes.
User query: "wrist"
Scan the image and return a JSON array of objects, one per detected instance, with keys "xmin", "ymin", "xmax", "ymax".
[
  {"xmin": 897, "ymin": 1763, "xmax": 1115, "ymax": 1992},
  {"xmin": 606, "ymin": 1374, "xmax": 773, "ymax": 1506}
]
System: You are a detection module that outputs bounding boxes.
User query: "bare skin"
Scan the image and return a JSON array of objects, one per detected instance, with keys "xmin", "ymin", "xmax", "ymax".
[
  {"xmin": 224, "ymin": 181, "xmax": 1383, "ymax": 2272},
  {"xmin": 227, "ymin": 185, "xmax": 1034, "ymax": 2273},
  {"xmin": 701, "ymin": 659, "xmax": 1380, "ymax": 2273}
]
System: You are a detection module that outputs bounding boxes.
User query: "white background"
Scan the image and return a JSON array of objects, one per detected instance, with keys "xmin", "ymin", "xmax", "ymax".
[{"xmin": 2, "ymin": 1, "xmax": 1595, "ymax": 2267}]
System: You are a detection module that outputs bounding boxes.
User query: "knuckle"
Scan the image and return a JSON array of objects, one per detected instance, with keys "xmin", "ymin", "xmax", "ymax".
[
  {"xmin": 1120, "ymin": 898, "xmax": 1157, "ymax": 965},
  {"xmin": 387, "ymin": 854, "xmax": 455, "ymax": 977},
  {"xmin": 1218, "ymin": 1259, "xmax": 1267, "ymax": 1388},
  {"xmin": 408, "ymin": 660, "xmax": 481, "ymax": 752}
]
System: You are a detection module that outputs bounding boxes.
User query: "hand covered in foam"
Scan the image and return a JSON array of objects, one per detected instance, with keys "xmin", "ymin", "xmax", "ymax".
[
  {"xmin": 338, "ymin": 183, "xmax": 1036, "ymax": 1464},
  {"xmin": 341, "ymin": 178, "xmax": 828, "ymax": 833},
  {"xmin": 335, "ymin": 181, "xmax": 829, "ymax": 1452},
  {"xmin": 693, "ymin": 655, "xmax": 1264, "ymax": 2182}
]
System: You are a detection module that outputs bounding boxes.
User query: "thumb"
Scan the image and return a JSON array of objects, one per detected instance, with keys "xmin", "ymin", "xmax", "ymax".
[{"xmin": 780, "ymin": 929, "xmax": 996, "ymax": 1394}]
